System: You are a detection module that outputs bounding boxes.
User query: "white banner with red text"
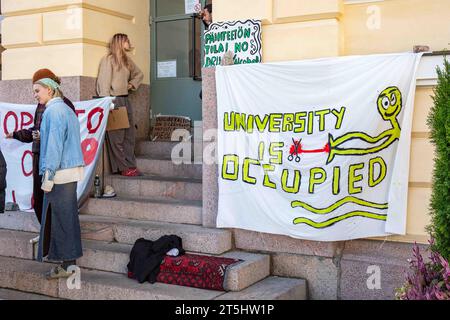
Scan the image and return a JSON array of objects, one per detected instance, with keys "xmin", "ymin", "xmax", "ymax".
[{"xmin": 0, "ymin": 97, "xmax": 114, "ymax": 212}]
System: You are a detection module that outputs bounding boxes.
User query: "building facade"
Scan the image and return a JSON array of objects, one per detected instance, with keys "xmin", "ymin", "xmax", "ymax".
[{"xmin": 0, "ymin": 0, "xmax": 449, "ymax": 299}]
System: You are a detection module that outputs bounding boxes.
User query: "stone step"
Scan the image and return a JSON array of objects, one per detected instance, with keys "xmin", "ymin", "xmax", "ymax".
[
  {"xmin": 0, "ymin": 256, "xmax": 223, "ymax": 300},
  {"xmin": 215, "ymin": 276, "xmax": 307, "ymax": 300},
  {"xmin": 136, "ymin": 157, "xmax": 202, "ymax": 179},
  {"xmin": 105, "ymin": 175, "xmax": 202, "ymax": 201},
  {"xmin": 0, "ymin": 256, "xmax": 304, "ymax": 300},
  {"xmin": 0, "ymin": 288, "xmax": 59, "ymax": 300},
  {"xmin": 0, "ymin": 211, "xmax": 40, "ymax": 234},
  {"xmin": 79, "ymin": 215, "xmax": 232, "ymax": 255},
  {"xmin": 80, "ymin": 243, "xmax": 270, "ymax": 292},
  {"xmin": 136, "ymin": 141, "xmax": 194, "ymax": 159},
  {"xmin": 0, "ymin": 229, "xmax": 270, "ymax": 292},
  {"xmin": 81, "ymin": 196, "xmax": 202, "ymax": 225}
]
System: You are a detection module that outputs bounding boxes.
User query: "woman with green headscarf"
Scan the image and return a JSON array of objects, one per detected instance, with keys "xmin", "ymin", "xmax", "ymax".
[
  {"xmin": 33, "ymin": 77, "xmax": 85, "ymax": 279},
  {"xmin": 6, "ymin": 68, "xmax": 76, "ymax": 255}
]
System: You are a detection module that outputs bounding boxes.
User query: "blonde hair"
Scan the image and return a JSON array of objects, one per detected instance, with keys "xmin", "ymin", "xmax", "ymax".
[
  {"xmin": 53, "ymin": 88, "xmax": 64, "ymax": 99},
  {"xmin": 108, "ymin": 33, "xmax": 131, "ymax": 71}
]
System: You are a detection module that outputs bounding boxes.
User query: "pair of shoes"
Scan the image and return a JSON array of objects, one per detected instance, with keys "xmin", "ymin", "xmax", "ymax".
[
  {"xmin": 128, "ymin": 167, "xmax": 143, "ymax": 176},
  {"xmin": 121, "ymin": 168, "xmax": 142, "ymax": 177},
  {"xmin": 29, "ymin": 235, "xmax": 40, "ymax": 244},
  {"xmin": 102, "ymin": 185, "xmax": 116, "ymax": 198},
  {"xmin": 45, "ymin": 265, "xmax": 74, "ymax": 280}
]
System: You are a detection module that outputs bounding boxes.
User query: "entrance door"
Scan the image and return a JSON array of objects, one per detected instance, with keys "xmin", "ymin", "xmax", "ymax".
[{"xmin": 150, "ymin": 0, "xmax": 206, "ymax": 122}]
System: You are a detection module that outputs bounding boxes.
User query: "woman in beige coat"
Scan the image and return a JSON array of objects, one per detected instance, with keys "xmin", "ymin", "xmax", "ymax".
[{"xmin": 96, "ymin": 33, "xmax": 144, "ymax": 176}]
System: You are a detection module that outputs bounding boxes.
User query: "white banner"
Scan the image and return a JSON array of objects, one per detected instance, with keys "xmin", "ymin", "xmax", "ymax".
[
  {"xmin": 0, "ymin": 97, "xmax": 114, "ymax": 211},
  {"xmin": 216, "ymin": 52, "xmax": 423, "ymax": 241}
]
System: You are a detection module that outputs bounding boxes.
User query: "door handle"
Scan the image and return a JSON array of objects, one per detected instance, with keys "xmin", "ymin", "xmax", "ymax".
[
  {"xmin": 191, "ymin": 14, "xmax": 196, "ymax": 79},
  {"xmin": 191, "ymin": 14, "xmax": 202, "ymax": 81}
]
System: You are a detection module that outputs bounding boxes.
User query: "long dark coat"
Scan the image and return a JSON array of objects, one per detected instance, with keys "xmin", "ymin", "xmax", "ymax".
[{"xmin": 13, "ymin": 97, "xmax": 75, "ymax": 256}]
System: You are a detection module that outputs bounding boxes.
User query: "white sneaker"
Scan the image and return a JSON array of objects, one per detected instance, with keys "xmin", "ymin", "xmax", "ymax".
[
  {"xmin": 29, "ymin": 235, "xmax": 39, "ymax": 244},
  {"xmin": 102, "ymin": 185, "xmax": 116, "ymax": 198}
]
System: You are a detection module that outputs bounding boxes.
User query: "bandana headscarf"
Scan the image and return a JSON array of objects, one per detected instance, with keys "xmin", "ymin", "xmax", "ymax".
[{"xmin": 37, "ymin": 78, "xmax": 60, "ymax": 91}]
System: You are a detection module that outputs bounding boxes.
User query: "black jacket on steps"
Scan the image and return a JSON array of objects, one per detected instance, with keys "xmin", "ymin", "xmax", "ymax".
[{"xmin": 127, "ymin": 235, "xmax": 185, "ymax": 284}]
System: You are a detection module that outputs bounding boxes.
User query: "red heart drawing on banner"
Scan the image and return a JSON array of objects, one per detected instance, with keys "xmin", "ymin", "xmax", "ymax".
[{"xmin": 81, "ymin": 137, "xmax": 98, "ymax": 166}]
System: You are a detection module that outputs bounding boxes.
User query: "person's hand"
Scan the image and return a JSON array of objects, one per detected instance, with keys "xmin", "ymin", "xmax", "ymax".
[
  {"xmin": 127, "ymin": 83, "xmax": 133, "ymax": 91},
  {"xmin": 32, "ymin": 130, "xmax": 40, "ymax": 141},
  {"xmin": 5, "ymin": 133, "xmax": 13, "ymax": 139}
]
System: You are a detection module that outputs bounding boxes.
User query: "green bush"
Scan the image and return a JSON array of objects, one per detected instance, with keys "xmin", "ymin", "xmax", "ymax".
[{"xmin": 426, "ymin": 57, "xmax": 450, "ymax": 259}]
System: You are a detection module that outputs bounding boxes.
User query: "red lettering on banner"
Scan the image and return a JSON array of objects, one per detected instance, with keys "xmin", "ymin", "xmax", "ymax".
[
  {"xmin": 87, "ymin": 107, "xmax": 104, "ymax": 134},
  {"xmin": 81, "ymin": 138, "xmax": 99, "ymax": 166},
  {"xmin": 3, "ymin": 111, "xmax": 18, "ymax": 135},
  {"xmin": 21, "ymin": 150, "xmax": 33, "ymax": 177},
  {"xmin": 75, "ymin": 109, "xmax": 86, "ymax": 118},
  {"xmin": 20, "ymin": 112, "xmax": 34, "ymax": 130}
]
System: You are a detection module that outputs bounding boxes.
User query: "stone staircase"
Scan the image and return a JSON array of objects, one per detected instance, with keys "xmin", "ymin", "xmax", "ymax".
[{"xmin": 0, "ymin": 140, "xmax": 307, "ymax": 300}]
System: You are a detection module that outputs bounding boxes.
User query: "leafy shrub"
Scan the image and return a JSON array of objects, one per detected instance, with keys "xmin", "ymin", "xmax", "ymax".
[
  {"xmin": 426, "ymin": 57, "xmax": 450, "ymax": 259},
  {"xmin": 396, "ymin": 240, "xmax": 450, "ymax": 300}
]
